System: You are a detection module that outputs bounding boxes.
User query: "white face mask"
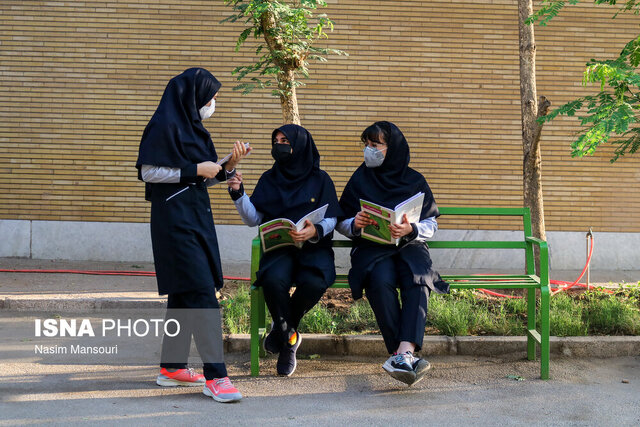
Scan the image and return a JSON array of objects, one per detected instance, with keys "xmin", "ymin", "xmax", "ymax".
[
  {"xmin": 198, "ymin": 98, "xmax": 216, "ymax": 120},
  {"xmin": 363, "ymin": 145, "xmax": 386, "ymax": 168}
]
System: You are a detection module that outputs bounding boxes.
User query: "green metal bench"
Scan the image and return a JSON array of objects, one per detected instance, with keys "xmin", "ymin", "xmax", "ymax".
[{"xmin": 249, "ymin": 207, "xmax": 550, "ymax": 379}]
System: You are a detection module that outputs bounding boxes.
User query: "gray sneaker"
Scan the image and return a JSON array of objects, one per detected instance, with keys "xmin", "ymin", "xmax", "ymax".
[
  {"xmin": 276, "ymin": 331, "xmax": 302, "ymax": 376},
  {"xmin": 412, "ymin": 357, "xmax": 431, "ymax": 385},
  {"xmin": 263, "ymin": 322, "xmax": 283, "ymax": 354},
  {"xmin": 382, "ymin": 352, "xmax": 417, "ymax": 386}
]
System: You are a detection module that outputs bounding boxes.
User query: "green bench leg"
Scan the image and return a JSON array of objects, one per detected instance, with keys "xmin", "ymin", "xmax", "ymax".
[
  {"xmin": 540, "ymin": 285, "xmax": 550, "ymax": 380},
  {"xmin": 250, "ymin": 286, "xmax": 266, "ymax": 377},
  {"xmin": 527, "ymin": 288, "xmax": 536, "ymax": 361}
]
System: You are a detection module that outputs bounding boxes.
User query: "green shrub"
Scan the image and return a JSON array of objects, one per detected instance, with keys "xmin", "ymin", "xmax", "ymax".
[
  {"xmin": 584, "ymin": 294, "xmax": 640, "ymax": 335},
  {"xmin": 342, "ymin": 299, "xmax": 377, "ymax": 333},
  {"xmin": 429, "ymin": 296, "xmax": 475, "ymax": 336},
  {"xmin": 502, "ymin": 297, "xmax": 527, "ymax": 316},
  {"xmin": 220, "ymin": 283, "xmax": 251, "ymax": 334},
  {"xmin": 299, "ymin": 304, "xmax": 338, "ymax": 334},
  {"xmin": 220, "ymin": 282, "xmax": 640, "ymax": 337},
  {"xmin": 550, "ymin": 293, "xmax": 588, "ymax": 336}
]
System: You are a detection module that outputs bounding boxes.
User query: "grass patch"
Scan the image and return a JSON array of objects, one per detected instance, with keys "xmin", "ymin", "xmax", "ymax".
[
  {"xmin": 550, "ymin": 293, "xmax": 588, "ymax": 336},
  {"xmin": 299, "ymin": 305, "xmax": 338, "ymax": 334},
  {"xmin": 220, "ymin": 283, "xmax": 251, "ymax": 334},
  {"xmin": 219, "ymin": 282, "xmax": 640, "ymax": 336},
  {"xmin": 582, "ymin": 289, "xmax": 640, "ymax": 335}
]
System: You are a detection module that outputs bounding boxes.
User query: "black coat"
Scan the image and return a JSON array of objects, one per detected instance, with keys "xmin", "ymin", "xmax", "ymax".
[
  {"xmin": 149, "ymin": 181, "xmax": 224, "ymax": 295},
  {"xmin": 136, "ymin": 68, "xmax": 225, "ymax": 295},
  {"xmin": 251, "ymin": 124, "xmax": 342, "ymax": 288},
  {"xmin": 339, "ymin": 121, "xmax": 449, "ymax": 299}
]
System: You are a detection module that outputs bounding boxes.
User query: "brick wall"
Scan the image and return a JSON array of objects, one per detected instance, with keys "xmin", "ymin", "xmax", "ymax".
[{"xmin": 1, "ymin": 0, "xmax": 638, "ymax": 232}]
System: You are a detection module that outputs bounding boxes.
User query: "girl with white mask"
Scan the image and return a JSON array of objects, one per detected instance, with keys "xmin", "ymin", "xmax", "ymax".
[
  {"xmin": 336, "ymin": 121, "xmax": 449, "ymax": 387},
  {"xmin": 136, "ymin": 68, "xmax": 249, "ymax": 403}
]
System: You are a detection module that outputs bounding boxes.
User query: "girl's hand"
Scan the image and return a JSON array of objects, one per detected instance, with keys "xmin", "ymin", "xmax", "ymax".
[
  {"xmin": 390, "ymin": 214, "xmax": 413, "ymax": 239},
  {"xmin": 227, "ymin": 171, "xmax": 243, "ymax": 191},
  {"xmin": 226, "ymin": 140, "xmax": 251, "ymax": 171},
  {"xmin": 353, "ymin": 210, "xmax": 377, "ymax": 230},
  {"xmin": 197, "ymin": 161, "xmax": 223, "ymax": 179},
  {"xmin": 289, "ymin": 220, "xmax": 317, "ymax": 243}
]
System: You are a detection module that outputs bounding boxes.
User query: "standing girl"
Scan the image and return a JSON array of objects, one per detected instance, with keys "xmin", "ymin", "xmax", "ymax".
[
  {"xmin": 136, "ymin": 67, "xmax": 247, "ymax": 402},
  {"xmin": 336, "ymin": 121, "xmax": 449, "ymax": 386},
  {"xmin": 227, "ymin": 124, "xmax": 342, "ymax": 376}
]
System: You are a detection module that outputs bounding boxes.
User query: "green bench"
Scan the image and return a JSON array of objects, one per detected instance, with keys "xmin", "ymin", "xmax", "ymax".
[{"xmin": 249, "ymin": 207, "xmax": 550, "ymax": 379}]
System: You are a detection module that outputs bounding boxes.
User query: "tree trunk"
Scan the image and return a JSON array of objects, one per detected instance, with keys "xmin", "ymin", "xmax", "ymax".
[
  {"xmin": 518, "ymin": 0, "xmax": 548, "ymax": 274},
  {"xmin": 278, "ymin": 68, "xmax": 301, "ymax": 125},
  {"xmin": 260, "ymin": 3, "xmax": 301, "ymax": 125}
]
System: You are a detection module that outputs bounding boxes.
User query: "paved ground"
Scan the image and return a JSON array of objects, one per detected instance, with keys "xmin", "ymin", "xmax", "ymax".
[
  {"xmin": 1, "ymin": 353, "xmax": 639, "ymax": 426},
  {"xmin": 0, "ymin": 258, "xmax": 639, "ymax": 425}
]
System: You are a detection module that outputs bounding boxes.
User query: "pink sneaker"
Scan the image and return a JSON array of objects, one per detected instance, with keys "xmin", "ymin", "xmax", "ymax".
[
  {"xmin": 203, "ymin": 377, "xmax": 243, "ymax": 403},
  {"xmin": 156, "ymin": 368, "xmax": 205, "ymax": 387}
]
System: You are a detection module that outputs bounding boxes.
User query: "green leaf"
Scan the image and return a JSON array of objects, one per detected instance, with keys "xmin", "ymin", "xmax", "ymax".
[
  {"xmin": 222, "ymin": 0, "xmax": 347, "ymax": 99},
  {"xmin": 236, "ymin": 28, "xmax": 252, "ymax": 51},
  {"xmin": 506, "ymin": 374, "xmax": 525, "ymax": 381}
]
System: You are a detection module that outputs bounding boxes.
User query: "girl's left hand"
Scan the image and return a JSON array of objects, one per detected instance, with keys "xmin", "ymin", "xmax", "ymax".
[
  {"xmin": 289, "ymin": 220, "xmax": 318, "ymax": 243},
  {"xmin": 227, "ymin": 171, "xmax": 243, "ymax": 191},
  {"xmin": 389, "ymin": 214, "xmax": 413, "ymax": 239}
]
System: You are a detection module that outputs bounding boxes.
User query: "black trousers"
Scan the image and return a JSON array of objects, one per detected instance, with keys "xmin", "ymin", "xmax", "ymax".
[
  {"xmin": 364, "ymin": 254, "xmax": 430, "ymax": 354},
  {"xmin": 260, "ymin": 253, "xmax": 328, "ymax": 344},
  {"xmin": 160, "ymin": 289, "xmax": 227, "ymax": 380}
]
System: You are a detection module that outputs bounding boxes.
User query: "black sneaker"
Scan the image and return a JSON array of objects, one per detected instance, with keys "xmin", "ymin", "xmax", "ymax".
[
  {"xmin": 276, "ymin": 331, "xmax": 302, "ymax": 376},
  {"xmin": 263, "ymin": 323, "xmax": 283, "ymax": 354},
  {"xmin": 412, "ymin": 357, "xmax": 431, "ymax": 385},
  {"xmin": 382, "ymin": 352, "xmax": 417, "ymax": 385}
]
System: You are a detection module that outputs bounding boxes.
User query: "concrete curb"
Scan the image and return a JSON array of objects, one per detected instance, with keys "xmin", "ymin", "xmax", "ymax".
[{"xmin": 223, "ymin": 334, "xmax": 640, "ymax": 358}]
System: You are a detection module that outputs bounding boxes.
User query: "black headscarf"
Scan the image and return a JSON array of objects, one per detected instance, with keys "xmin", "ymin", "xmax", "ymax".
[
  {"xmin": 136, "ymin": 68, "xmax": 221, "ymax": 172},
  {"xmin": 339, "ymin": 121, "xmax": 439, "ymax": 221},
  {"xmin": 251, "ymin": 124, "xmax": 342, "ymax": 224}
]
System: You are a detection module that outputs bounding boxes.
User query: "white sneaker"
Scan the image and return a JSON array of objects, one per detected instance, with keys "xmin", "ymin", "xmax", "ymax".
[{"xmin": 382, "ymin": 352, "xmax": 417, "ymax": 386}]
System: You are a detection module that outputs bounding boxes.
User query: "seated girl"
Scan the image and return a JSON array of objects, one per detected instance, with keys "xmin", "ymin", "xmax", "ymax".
[
  {"xmin": 336, "ymin": 121, "xmax": 449, "ymax": 386},
  {"xmin": 228, "ymin": 124, "xmax": 342, "ymax": 376}
]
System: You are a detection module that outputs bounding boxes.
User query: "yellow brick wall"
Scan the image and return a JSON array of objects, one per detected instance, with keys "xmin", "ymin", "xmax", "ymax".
[{"xmin": 1, "ymin": 0, "xmax": 639, "ymax": 232}]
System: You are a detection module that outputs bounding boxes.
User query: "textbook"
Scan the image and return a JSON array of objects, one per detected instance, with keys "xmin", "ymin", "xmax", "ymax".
[
  {"xmin": 259, "ymin": 204, "xmax": 329, "ymax": 253},
  {"xmin": 359, "ymin": 192, "xmax": 424, "ymax": 245}
]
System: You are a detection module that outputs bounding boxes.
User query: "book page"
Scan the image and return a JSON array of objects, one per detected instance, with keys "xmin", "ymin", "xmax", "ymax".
[
  {"xmin": 295, "ymin": 204, "xmax": 329, "ymax": 231},
  {"xmin": 394, "ymin": 192, "xmax": 424, "ymax": 224},
  {"xmin": 259, "ymin": 218, "xmax": 295, "ymax": 252},
  {"xmin": 359, "ymin": 199, "xmax": 395, "ymax": 244},
  {"xmin": 216, "ymin": 142, "xmax": 251, "ymax": 166},
  {"xmin": 259, "ymin": 204, "xmax": 329, "ymax": 252},
  {"xmin": 359, "ymin": 193, "xmax": 424, "ymax": 245}
]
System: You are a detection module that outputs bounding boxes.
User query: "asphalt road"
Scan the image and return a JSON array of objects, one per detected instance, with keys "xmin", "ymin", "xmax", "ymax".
[
  {"xmin": 1, "ymin": 350, "xmax": 638, "ymax": 426},
  {"xmin": 1, "ymin": 260, "xmax": 639, "ymax": 425}
]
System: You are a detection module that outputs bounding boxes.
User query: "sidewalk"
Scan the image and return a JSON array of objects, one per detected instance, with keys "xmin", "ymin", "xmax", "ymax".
[
  {"xmin": 1, "ymin": 257, "xmax": 639, "ymax": 359},
  {"xmin": 1, "ymin": 353, "xmax": 639, "ymax": 425}
]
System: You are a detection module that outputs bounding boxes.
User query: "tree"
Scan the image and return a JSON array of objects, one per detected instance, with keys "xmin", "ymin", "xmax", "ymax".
[
  {"xmin": 519, "ymin": 0, "xmax": 551, "ymax": 272},
  {"xmin": 528, "ymin": 0, "xmax": 640, "ymax": 162},
  {"xmin": 222, "ymin": 0, "xmax": 346, "ymax": 125}
]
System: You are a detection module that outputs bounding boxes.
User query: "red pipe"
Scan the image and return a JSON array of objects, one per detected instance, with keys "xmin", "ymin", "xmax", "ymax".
[
  {"xmin": 0, "ymin": 237, "xmax": 612, "ymax": 298},
  {"xmin": 551, "ymin": 236, "xmax": 594, "ymax": 296},
  {"xmin": 0, "ymin": 268, "xmax": 250, "ymax": 281}
]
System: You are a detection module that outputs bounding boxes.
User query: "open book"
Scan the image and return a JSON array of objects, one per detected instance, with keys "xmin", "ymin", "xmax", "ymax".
[
  {"xmin": 259, "ymin": 204, "xmax": 329, "ymax": 253},
  {"xmin": 359, "ymin": 193, "xmax": 424, "ymax": 245}
]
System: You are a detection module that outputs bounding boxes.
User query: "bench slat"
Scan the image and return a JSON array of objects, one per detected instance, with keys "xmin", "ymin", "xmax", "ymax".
[{"xmin": 428, "ymin": 241, "xmax": 527, "ymax": 249}]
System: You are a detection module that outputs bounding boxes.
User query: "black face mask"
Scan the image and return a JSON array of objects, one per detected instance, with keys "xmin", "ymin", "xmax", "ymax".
[{"xmin": 271, "ymin": 143, "xmax": 293, "ymax": 164}]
